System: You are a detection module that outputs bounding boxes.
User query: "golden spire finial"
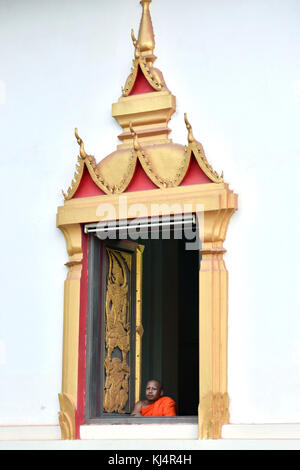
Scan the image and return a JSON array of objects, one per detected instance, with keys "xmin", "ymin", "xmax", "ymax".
[{"xmin": 138, "ymin": 0, "xmax": 156, "ymax": 64}]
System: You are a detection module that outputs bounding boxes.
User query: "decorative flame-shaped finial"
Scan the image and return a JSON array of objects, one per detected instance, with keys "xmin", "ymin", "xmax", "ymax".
[
  {"xmin": 184, "ymin": 113, "xmax": 195, "ymax": 143},
  {"xmin": 75, "ymin": 128, "xmax": 88, "ymax": 159},
  {"xmin": 129, "ymin": 122, "xmax": 141, "ymax": 151}
]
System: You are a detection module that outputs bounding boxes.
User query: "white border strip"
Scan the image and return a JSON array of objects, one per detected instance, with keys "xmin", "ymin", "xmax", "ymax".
[
  {"xmin": 222, "ymin": 424, "xmax": 300, "ymax": 439},
  {"xmin": 0, "ymin": 425, "xmax": 61, "ymax": 441},
  {"xmin": 80, "ymin": 424, "xmax": 199, "ymax": 440},
  {"xmin": 2, "ymin": 423, "xmax": 300, "ymax": 442}
]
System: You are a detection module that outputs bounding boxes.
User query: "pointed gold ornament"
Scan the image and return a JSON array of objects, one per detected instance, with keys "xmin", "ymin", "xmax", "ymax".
[{"xmin": 62, "ymin": 0, "xmax": 224, "ymax": 198}]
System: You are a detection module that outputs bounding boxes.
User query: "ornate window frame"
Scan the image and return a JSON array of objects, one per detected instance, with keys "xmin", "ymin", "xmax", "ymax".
[{"xmin": 57, "ymin": 182, "xmax": 237, "ymax": 439}]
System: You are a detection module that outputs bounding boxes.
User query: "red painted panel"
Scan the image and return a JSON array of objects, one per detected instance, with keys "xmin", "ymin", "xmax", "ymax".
[
  {"xmin": 125, "ymin": 159, "xmax": 157, "ymax": 192},
  {"xmin": 71, "ymin": 151, "xmax": 212, "ymax": 203},
  {"xmin": 73, "ymin": 166, "xmax": 105, "ymax": 198},
  {"xmin": 129, "ymin": 65, "xmax": 155, "ymax": 95},
  {"xmin": 180, "ymin": 152, "xmax": 212, "ymax": 185},
  {"xmin": 75, "ymin": 227, "xmax": 88, "ymax": 439}
]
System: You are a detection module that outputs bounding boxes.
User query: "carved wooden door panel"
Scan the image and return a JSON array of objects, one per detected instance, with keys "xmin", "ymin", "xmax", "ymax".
[
  {"xmin": 99, "ymin": 240, "xmax": 144, "ymax": 416},
  {"xmin": 85, "ymin": 237, "xmax": 144, "ymax": 420}
]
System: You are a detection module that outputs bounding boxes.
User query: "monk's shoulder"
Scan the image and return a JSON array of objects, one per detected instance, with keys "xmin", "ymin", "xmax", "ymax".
[
  {"xmin": 158, "ymin": 396, "xmax": 177, "ymax": 416},
  {"xmin": 160, "ymin": 396, "xmax": 176, "ymax": 405}
]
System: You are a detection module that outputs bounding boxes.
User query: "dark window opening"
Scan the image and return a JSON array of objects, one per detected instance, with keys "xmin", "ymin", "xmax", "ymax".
[
  {"xmin": 85, "ymin": 218, "xmax": 200, "ymax": 421},
  {"xmin": 140, "ymin": 236, "xmax": 199, "ymax": 416}
]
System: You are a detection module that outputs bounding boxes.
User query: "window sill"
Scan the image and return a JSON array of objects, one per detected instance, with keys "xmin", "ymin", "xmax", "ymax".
[
  {"xmin": 86, "ymin": 416, "xmax": 197, "ymax": 425},
  {"xmin": 80, "ymin": 418, "xmax": 198, "ymax": 440}
]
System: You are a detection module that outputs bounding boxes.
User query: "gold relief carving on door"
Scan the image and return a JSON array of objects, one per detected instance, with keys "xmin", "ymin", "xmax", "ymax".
[{"xmin": 103, "ymin": 248, "xmax": 131, "ymax": 413}]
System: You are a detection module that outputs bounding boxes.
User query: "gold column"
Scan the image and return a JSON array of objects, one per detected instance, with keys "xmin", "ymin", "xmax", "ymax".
[
  {"xmin": 197, "ymin": 209, "xmax": 234, "ymax": 439},
  {"xmin": 58, "ymin": 223, "xmax": 83, "ymax": 439}
]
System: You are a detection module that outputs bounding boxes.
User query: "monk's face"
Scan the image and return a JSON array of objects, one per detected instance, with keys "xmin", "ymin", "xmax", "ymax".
[{"xmin": 145, "ymin": 380, "xmax": 162, "ymax": 403}]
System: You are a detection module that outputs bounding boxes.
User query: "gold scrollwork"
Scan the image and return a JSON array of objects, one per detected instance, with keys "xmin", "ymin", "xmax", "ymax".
[
  {"xmin": 103, "ymin": 249, "xmax": 131, "ymax": 413},
  {"xmin": 122, "ymin": 26, "xmax": 162, "ymax": 97},
  {"xmin": 184, "ymin": 113, "xmax": 224, "ymax": 183},
  {"xmin": 104, "ymin": 358, "xmax": 130, "ymax": 414},
  {"xmin": 58, "ymin": 393, "xmax": 76, "ymax": 440}
]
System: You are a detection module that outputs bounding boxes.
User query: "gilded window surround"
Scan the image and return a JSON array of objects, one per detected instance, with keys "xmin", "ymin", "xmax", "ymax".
[{"xmin": 57, "ymin": 183, "xmax": 237, "ymax": 439}]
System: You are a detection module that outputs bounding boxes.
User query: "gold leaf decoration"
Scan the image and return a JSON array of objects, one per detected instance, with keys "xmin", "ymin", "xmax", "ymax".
[
  {"xmin": 103, "ymin": 249, "xmax": 131, "ymax": 414},
  {"xmin": 184, "ymin": 114, "xmax": 224, "ymax": 183},
  {"xmin": 122, "ymin": 29, "xmax": 162, "ymax": 97}
]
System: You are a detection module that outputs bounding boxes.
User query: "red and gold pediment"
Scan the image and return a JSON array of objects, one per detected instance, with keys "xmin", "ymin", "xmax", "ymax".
[
  {"xmin": 62, "ymin": 0, "xmax": 224, "ymax": 200},
  {"xmin": 63, "ymin": 120, "xmax": 223, "ymax": 199}
]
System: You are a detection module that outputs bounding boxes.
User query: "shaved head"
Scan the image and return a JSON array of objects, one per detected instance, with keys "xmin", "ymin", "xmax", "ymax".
[
  {"xmin": 145, "ymin": 379, "xmax": 163, "ymax": 403},
  {"xmin": 147, "ymin": 379, "xmax": 162, "ymax": 390}
]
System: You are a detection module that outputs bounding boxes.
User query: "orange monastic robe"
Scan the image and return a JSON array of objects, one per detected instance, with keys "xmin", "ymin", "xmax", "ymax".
[{"xmin": 141, "ymin": 397, "xmax": 177, "ymax": 416}]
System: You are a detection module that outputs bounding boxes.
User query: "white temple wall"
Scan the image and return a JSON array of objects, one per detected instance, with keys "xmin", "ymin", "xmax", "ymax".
[{"xmin": 0, "ymin": 0, "xmax": 300, "ymax": 428}]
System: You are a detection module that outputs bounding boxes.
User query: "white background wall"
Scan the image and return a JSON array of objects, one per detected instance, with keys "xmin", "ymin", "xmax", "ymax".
[{"xmin": 0, "ymin": 0, "xmax": 300, "ymax": 426}]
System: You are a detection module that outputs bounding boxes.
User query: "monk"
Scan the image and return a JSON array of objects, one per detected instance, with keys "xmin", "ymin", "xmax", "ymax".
[{"xmin": 131, "ymin": 379, "xmax": 177, "ymax": 416}]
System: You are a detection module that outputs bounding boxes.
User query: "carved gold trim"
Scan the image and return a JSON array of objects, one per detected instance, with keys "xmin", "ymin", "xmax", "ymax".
[
  {"xmin": 62, "ymin": 128, "xmax": 96, "ymax": 200},
  {"xmin": 62, "ymin": 155, "xmax": 84, "ymax": 201},
  {"xmin": 122, "ymin": 58, "xmax": 139, "ymax": 97},
  {"xmin": 103, "ymin": 245, "xmax": 144, "ymax": 412},
  {"xmin": 184, "ymin": 114, "xmax": 223, "ymax": 184},
  {"xmin": 58, "ymin": 393, "xmax": 76, "ymax": 440},
  {"xmin": 104, "ymin": 248, "xmax": 131, "ymax": 414},
  {"xmin": 137, "ymin": 147, "xmax": 189, "ymax": 189},
  {"xmin": 122, "ymin": 53, "xmax": 163, "ymax": 97},
  {"xmin": 191, "ymin": 142, "xmax": 223, "ymax": 183},
  {"xmin": 63, "ymin": 130, "xmax": 139, "ymax": 199},
  {"xmin": 126, "ymin": 124, "xmax": 189, "ymax": 189},
  {"xmin": 96, "ymin": 150, "xmax": 137, "ymax": 194},
  {"xmin": 63, "ymin": 114, "xmax": 224, "ymax": 200},
  {"xmin": 121, "ymin": 16, "xmax": 163, "ymax": 97}
]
